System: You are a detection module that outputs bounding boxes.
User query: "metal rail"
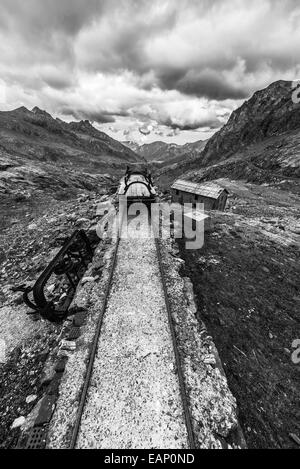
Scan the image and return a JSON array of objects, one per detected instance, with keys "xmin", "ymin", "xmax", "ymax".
[
  {"xmin": 154, "ymin": 236, "xmax": 196, "ymax": 450},
  {"xmin": 69, "ymin": 231, "xmax": 121, "ymax": 449}
]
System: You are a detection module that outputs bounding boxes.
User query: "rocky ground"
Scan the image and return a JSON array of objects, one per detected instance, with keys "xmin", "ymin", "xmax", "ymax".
[
  {"xmin": 0, "ymin": 187, "xmax": 113, "ymax": 448},
  {"xmin": 178, "ymin": 178, "xmax": 300, "ymax": 449}
]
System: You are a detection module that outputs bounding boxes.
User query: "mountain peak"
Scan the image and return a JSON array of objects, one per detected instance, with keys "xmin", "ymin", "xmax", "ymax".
[
  {"xmin": 68, "ymin": 119, "xmax": 94, "ymax": 132},
  {"xmin": 32, "ymin": 107, "xmax": 53, "ymax": 119},
  {"xmin": 32, "ymin": 106, "xmax": 44, "ymax": 113},
  {"xmin": 13, "ymin": 106, "xmax": 32, "ymax": 115}
]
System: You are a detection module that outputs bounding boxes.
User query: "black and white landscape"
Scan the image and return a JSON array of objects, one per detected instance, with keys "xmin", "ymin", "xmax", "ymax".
[{"xmin": 0, "ymin": 0, "xmax": 299, "ymax": 452}]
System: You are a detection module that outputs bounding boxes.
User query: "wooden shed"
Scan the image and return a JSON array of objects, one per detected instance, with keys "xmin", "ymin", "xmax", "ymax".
[{"xmin": 171, "ymin": 179, "xmax": 229, "ymax": 211}]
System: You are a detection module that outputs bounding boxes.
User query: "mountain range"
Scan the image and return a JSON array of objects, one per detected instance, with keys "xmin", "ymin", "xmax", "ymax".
[
  {"xmin": 123, "ymin": 139, "xmax": 207, "ymax": 167},
  {"xmin": 1, "ymin": 79, "xmax": 300, "ymax": 207},
  {"xmin": 0, "ymin": 106, "xmax": 140, "ymax": 167}
]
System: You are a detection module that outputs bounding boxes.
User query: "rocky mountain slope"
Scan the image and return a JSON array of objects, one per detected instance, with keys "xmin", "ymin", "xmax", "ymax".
[
  {"xmin": 0, "ymin": 106, "xmax": 141, "ymax": 168},
  {"xmin": 157, "ymin": 80, "xmax": 300, "ymax": 189},
  {"xmin": 122, "ymin": 140, "xmax": 141, "ymax": 154},
  {"xmin": 202, "ymin": 80, "xmax": 300, "ymax": 165},
  {"xmin": 0, "ymin": 107, "xmax": 143, "ymax": 229}
]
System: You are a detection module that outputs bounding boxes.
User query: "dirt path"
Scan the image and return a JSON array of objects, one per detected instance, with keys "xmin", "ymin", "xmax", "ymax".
[{"xmin": 76, "ymin": 219, "xmax": 189, "ymax": 449}]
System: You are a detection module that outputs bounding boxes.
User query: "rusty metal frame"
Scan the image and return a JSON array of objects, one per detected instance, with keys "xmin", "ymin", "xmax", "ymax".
[{"xmin": 21, "ymin": 230, "xmax": 95, "ymax": 323}]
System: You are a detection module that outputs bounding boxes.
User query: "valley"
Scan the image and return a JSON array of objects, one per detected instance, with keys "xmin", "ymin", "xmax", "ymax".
[
  {"xmin": 0, "ymin": 79, "xmax": 299, "ymax": 449},
  {"xmin": 123, "ymin": 139, "xmax": 206, "ymax": 167}
]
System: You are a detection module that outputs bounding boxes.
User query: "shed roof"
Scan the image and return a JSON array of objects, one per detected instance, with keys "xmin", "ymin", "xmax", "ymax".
[{"xmin": 171, "ymin": 179, "xmax": 228, "ymax": 200}]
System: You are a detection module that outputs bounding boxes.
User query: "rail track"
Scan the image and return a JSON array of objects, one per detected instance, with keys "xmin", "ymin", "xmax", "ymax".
[
  {"xmin": 69, "ymin": 212, "xmax": 195, "ymax": 449},
  {"xmin": 154, "ymin": 236, "xmax": 195, "ymax": 449}
]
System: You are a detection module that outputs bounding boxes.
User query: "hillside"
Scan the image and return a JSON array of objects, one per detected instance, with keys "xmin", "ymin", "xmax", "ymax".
[
  {"xmin": 179, "ymin": 178, "xmax": 299, "ymax": 449},
  {"xmin": 0, "ymin": 107, "xmax": 141, "ymax": 169},
  {"xmin": 0, "ymin": 107, "xmax": 144, "ymax": 230},
  {"xmin": 202, "ymin": 80, "xmax": 300, "ymax": 165}
]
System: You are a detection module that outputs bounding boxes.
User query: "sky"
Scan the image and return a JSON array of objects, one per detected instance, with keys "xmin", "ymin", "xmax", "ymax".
[{"xmin": 0, "ymin": 0, "xmax": 300, "ymax": 145}]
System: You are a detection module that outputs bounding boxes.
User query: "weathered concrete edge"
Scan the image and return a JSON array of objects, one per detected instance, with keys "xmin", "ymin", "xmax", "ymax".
[
  {"xmin": 160, "ymin": 238, "xmax": 247, "ymax": 449},
  {"xmin": 46, "ymin": 237, "xmax": 118, "ymax": 449}
]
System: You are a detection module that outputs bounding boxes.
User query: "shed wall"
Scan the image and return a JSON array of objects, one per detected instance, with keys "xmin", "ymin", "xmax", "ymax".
[
  {"xmin": 171, "ymin": 189, "xmax": 228, "ymax": 211},
  {"xmin": 171, "ymin": 189, "xmax": 216, "ymax": 210}
]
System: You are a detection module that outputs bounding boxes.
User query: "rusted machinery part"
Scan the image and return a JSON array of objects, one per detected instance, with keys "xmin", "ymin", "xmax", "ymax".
[{"xmin": 20, "ymin": 230, "xmax": 95, "ymax": 323}]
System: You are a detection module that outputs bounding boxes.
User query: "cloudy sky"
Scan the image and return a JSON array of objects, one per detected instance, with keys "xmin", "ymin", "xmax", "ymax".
[{"xmin": 0, "ymin": 0, "xmax": 300, "ymax": 144}]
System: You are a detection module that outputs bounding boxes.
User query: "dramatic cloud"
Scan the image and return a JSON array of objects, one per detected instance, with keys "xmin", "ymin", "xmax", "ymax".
[{"xmin": 1, "ymin": 0, "xmax": 300, "ymax": 143}]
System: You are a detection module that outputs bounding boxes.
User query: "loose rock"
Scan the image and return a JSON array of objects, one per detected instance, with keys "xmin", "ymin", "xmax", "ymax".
[
  {"xmin": 26, "ymin": 395, "xmax": 38, "ymax": 404},
  {"xmin": 11, "ymin": 416, "xmax": 26, "ymax": 429}
]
